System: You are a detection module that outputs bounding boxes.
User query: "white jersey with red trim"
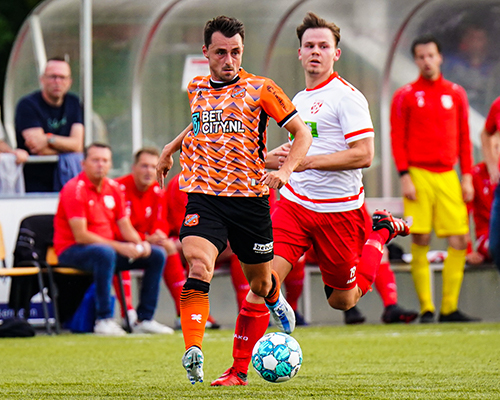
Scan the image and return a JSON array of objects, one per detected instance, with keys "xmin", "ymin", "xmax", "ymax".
[{"xmin": 279, "ymin": 72, "xmax": 374, "ymax": 213}]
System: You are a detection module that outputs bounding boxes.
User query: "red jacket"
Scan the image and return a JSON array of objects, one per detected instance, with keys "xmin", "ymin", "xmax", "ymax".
[{"xmin": 390, "ymin": 75, "xmax": 472, "ymax": 175}]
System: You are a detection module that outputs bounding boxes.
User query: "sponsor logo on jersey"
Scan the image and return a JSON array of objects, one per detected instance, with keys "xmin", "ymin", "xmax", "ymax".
[
  {"xmin": 145, "ymin": 206, "xmax": 152, "ymax": 218},
  {"xmin": 441, "ymin": 94, "xmax": 453, "ymax": 109},
  {"xmin": 104, "ymin": 195, "xmax": 116, "ymax": 209},
  {"xmin": 192, "ymin": 112, "xmax": 201, "ymax": 136},
  {"xmin": 311, "ymin": 100, "xmax": 323, "ymax": 114},
  {"xmin": 200, "ymin": 110, "xmax": 245, "ymax": 134},
  {"xmin": 184, "ymin": 213, "xmax": 200, "ymax": 227},
  {"xmin": 253, "ymin": 241, "xmax": 273, "ymax": 254},
  {"xmin": 305, "ymin": 121, "xmax": 319, "ymax": 138},
  {"xmin": 266, "ymin": 85, "xmax": 289, "ymax": 112},
  {"xmin": 231, "ymin": 87, "xmax": 246, "ymax": 98},
  {"xmin": 415, "ymin": 91, "xmax": 425, "ymax": 107}
]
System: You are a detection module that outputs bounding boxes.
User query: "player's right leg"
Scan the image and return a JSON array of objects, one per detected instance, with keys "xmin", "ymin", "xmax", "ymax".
[{"xmin": 179, "ymin": 236, "xmax": 219, "ymax": 384}]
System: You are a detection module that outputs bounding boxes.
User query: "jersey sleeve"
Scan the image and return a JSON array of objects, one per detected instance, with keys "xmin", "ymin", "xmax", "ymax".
[
  {"xmin": 455, "ymin": 85, "xmax": 472, "ymax": 175},
  {"xmin": 485, "ymin": 96, "xmax": 500, "ymax": 135},
  {"xmin": 390, "ymin": 88, "xmax": 410, "ymax": 173},
  {"xmin": 338, "ymin": 91, "xmax": 374, "ymax": 143},
  {"xmin": 260, "ymin": 79, "xmax": 297, "ymax": 128},
  {"xmin": 60, "ymin": 181, "xmax": 87, "ymax": 220}
]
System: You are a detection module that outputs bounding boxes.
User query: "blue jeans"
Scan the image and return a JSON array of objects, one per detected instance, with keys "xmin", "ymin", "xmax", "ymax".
[
  {"xmin": 59, "ymin": 244, "xmax": 166, "ymax": 320},
  {"xmin": 490, "ymin": 184, "xmax": 500, "ymax": 272}
]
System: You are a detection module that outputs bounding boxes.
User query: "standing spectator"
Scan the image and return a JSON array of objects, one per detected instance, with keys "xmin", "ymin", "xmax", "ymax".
[
  {"xmin": 114, "ymin": 148, "xmax": 184, "ymax": 331},
  {"xmin": 53, "ymin": 143, "xmax": 171, "ymax": 335},
  {"xmin": 390, "ymin": 34, "xmax": 479, "ymax": 323},
  {"xmin": 15, "ymin": 57, "xmax": 84, "ymax": 192},
  {"xmin": 156, "ymin": 16, "xmax": 312, "ymax": 385},
  {"xmin": 483, "ymin": 96, "xmax": 500, "ymax": 269}
]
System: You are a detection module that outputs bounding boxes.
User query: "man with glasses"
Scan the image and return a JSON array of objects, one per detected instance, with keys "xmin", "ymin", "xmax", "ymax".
[{"xmin": 15, "ymin": 57, "xmax": 84, "ymax": 192}]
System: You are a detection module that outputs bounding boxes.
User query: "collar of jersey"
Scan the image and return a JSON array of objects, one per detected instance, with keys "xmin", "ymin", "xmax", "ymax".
[
  {"xmin": 306, "ymin": 72, "xmax": 339, "ymax": 91},
  {"xmin": 210, "ymin": 74, "xmax": 241, "ymax": 89}
]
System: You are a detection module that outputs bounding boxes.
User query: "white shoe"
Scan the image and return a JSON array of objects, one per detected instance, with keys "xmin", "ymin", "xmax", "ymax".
[
  {"xmin": 182, "ymin": 346, "xmax": 204, "ymax": 384},
  {"xmin": 133, "ymin": 319, "xmax": 174, "ymax": 334},
  {"xmin": 265, "ymin": 291, "xmax": 296, "ymax": 334},
  {"xmin": 123, "ymin": 309, "xmax": 138, "ymax": 328},
  {"xmin": 94, "ymin": 318, "xmax": 127, "ymax": 336}
]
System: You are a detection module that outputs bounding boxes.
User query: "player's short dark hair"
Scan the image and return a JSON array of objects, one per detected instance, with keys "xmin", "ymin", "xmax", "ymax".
[
  {"xmin": 296, "ymin": 12, "xmax": 341, "ymax": 46},
  {"xmin": 84, "ymin": 142, "xmax": 112, "ymax": 159},
  {"xmin": 411, "ymin": 34, "xmax": 442, "ymax": 56},
  {"xmin": 204, "ymin": 15, "xmax": 245, "ymax": 48},
  {"xmin": 134, "ymin": 147, "xmax": 159, "ymax": 164}
]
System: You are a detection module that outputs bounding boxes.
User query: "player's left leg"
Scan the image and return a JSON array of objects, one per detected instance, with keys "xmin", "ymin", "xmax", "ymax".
[{"xmin": 229, "ymin": 253, "xmax": 250, "ymax": 310}]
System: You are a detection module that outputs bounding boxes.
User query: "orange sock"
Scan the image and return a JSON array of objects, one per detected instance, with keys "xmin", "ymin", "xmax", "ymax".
[
  {"xmin": 265, "ymin": 270, "xmax": 281, "ymax": 305},
  {"xmin": 180, "ymin": 278, "xmax": 210, "ymax": 350}
]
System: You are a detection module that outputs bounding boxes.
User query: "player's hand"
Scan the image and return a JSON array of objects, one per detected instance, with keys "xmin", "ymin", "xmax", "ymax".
[
  {"xmin": 139, "ymin": 241, "xmax": 152, "ymax": 258},
  {"xmin": 461, "ymin": 174, "xmax": 474, "ymax": 203},
  {"xmin": 487, "ymin": 165, "xmax": 500, "ymax": 186},
  {"xmin": 400, "ymin": 174, "xmax": 417, "ymax": 201},
  {"xmin": 261, "ymin": 169, "xmax": 289, "ymax": 189},
  {"xmin": 156, "ymin": 147, "xmax": 174, "ymax": 189},
  {"xmin": 146, "ymin": 230, "xmax": 168, "ymax": 246}
]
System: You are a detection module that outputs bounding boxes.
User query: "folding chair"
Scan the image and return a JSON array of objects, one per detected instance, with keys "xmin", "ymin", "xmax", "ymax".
[{"xmin": 0, "ymin": 221, "xmax": 52, "ymax": 334}]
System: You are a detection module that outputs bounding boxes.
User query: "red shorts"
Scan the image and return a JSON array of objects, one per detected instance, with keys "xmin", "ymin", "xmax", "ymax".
[{"xmin": 272, "ymin": 197, "xmax": 370, "ymax": 290}]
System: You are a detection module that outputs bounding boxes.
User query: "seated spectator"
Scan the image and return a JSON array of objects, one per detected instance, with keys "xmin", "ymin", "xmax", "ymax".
[
  {"xmin": 114, "ymin": 148, "xmax": 185, "ymax": 331},
  {"xmin": 15, "ymin": 57, "xmax": 84, "ymax": 192},
  {"xmin": 53, "ymin": 143, "xmax": 171, "ymax": 335}
]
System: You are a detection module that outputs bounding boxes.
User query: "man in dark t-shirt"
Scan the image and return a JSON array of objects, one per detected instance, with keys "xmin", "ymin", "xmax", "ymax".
[{"xmin": 15, "ymin": 57, "xmax": 84, "ymax": 192}]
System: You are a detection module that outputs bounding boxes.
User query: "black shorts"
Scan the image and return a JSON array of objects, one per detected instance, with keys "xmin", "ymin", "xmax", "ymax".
[{"xmin": 179, "ymin": 193, "xmax": 273, "ymax": 264}]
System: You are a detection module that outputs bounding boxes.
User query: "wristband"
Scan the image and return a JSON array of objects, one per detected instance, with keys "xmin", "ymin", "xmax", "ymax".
[
  {"xmin": 47, "ymin": 133, "xmax": 56, "ymax": 145},
  {"xmin": 399, "ymin": 170, "xmax": 409, "ymax": 177}
]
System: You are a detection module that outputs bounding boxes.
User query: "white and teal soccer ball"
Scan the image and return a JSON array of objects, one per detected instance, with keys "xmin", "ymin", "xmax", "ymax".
[{"xmin": 251, "ymin": 332, "xmax": 302, "ymax": 383}]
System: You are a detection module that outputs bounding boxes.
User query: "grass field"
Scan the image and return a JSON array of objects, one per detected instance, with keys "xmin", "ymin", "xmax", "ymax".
[{"xmin": 0, "ymin": 323, "xmax": 499, "ymax": 399}]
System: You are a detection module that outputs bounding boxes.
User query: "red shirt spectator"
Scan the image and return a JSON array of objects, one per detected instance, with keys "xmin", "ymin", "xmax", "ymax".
[{"xmin": 53, "ymin": 171, "xmax": 126, "ymax": 255}]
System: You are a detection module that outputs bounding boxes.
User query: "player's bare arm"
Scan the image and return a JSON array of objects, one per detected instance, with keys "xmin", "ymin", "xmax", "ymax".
[
  {"xmin": 481, "ymin": 128, "xmax": 500, "ymax": 185},
  {"xmin": 156, "ymin": 123, "xmax": 192, "ymax": 188},
  {"xmin": 261, "ymin": 117, "xmax": 312, "ymax": 189}
]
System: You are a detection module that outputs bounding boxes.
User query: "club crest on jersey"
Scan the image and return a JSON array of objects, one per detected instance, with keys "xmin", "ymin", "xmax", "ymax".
[
  {"xmin": 311, "ymin": 100, "xmax": 323, "ymax": 114},
  {"xmin": 231, "ymin": 87, "xmax": 246, "ymax": 98},
  {"xmin": 192, "ymin": 112, "xmax": 201, "ymax": 136},
  {"xmin": 104, "ymin": 195, "xmax": 115, "ymax": 210},
  {"xmin": 184, "ymin": 213, "xmax": 200, "ymax": 227},
  {"xmin": 441, "ymin": 94, "xmax": 453, "ymax": 109}
]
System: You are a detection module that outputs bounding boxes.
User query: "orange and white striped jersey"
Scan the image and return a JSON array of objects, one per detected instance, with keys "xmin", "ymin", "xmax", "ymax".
[{"xmin": 179, "ymin": 68, "xmax": 297, "ymax": 197}]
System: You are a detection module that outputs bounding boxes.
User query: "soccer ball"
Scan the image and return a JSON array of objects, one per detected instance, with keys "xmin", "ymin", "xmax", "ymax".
[{"xmin": 251, "ymin": 332, "xmax": 302, "ymax": 383}]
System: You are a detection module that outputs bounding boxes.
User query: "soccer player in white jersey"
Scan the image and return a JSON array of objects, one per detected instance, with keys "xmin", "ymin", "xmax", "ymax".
[{"xmin": 211, "ymin": 12, "xmax": 410, "ymax": 386}]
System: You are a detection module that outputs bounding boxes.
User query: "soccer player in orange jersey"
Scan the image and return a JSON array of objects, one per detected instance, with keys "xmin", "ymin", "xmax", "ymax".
[
  {"xmin": 156, "ymin": 16, "xmax": 312, "ymax": 385},
  {"xmin": 211, "ymin": 12, "xmax": 410, "ymax": 387}
]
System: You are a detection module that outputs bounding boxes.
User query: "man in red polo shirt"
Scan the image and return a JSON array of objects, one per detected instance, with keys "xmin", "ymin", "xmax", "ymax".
[
  {"xmin": 115, "ymin": 148, "xmax": 185, "ymax": 330},
  {"xmin": 54, "ymin": 143, "xmax": 171, "ymax": 335}
]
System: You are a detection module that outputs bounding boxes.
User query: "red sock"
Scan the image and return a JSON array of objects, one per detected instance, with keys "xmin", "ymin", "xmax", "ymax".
[
  {"xmin": 374, "ymin": 261, "xmax": 398, "ymax": 307},
  {"xmin": 162, "ymin": 252, "xmax": 186, "ymax": 316},
  {"xmin": 284, "ymin": 257, "xmax": 305, "ymax": 310},
  {"xmin": 229, "ymin": 254, "xmax": 250, "ymax": 310},
  {"xmin": 113, "ymin": 270, "xmax": 134, "ymax": 317},
  {"xmin": 232, "ymin": 298, "xmax": 270, "ymax": 374},
  {"xmin": 357, "ymin": 230, "xmax": 387, "ymax": 296}
]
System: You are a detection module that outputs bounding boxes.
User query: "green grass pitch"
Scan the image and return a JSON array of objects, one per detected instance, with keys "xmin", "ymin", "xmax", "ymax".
[{"xmin": 0, "ymin": 323, "xmax": 499, "ymax": 399}]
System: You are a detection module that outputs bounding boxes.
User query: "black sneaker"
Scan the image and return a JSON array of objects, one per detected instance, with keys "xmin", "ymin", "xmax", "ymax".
[
  {"xmin": 419, "ymin": 311, "xmax": 435, "ymax": 323},
  {"xmin": 294, "ymin": 310, "xmax": 309, "ymax": 326},
  {"xmin": 344, "ymin": 306, "xmax": 366, "ymax": 325},
  {"xmin": 438, "ymin": 310, "xmax": 481, "ymax": 323},
  {"xmin": 382, "ymin": 304, "xmax": 419, "ymax": 324}
]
